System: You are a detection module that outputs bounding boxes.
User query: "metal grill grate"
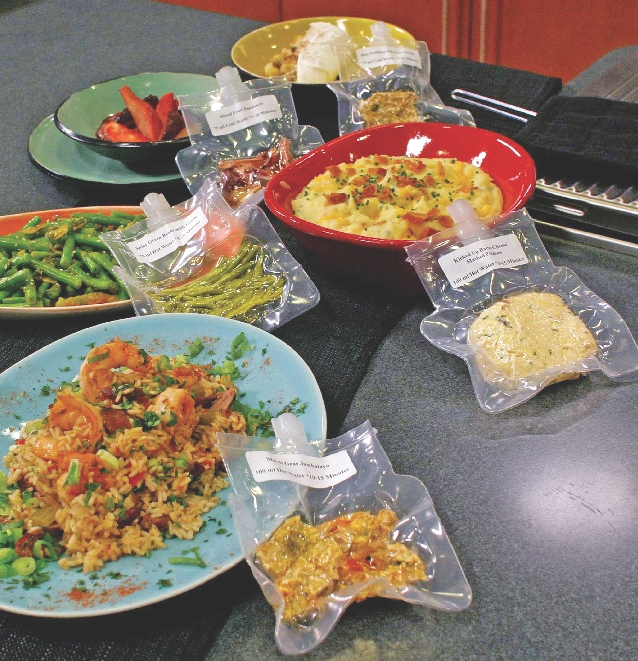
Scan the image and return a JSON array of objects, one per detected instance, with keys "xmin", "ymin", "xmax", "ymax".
[
  {"xmin": 528, "ymin": 177, "xmax": 638, "ymax": 247},
  {"xmin": 536, "ymin": 177, "xmax": 638, "ymax": 215}
]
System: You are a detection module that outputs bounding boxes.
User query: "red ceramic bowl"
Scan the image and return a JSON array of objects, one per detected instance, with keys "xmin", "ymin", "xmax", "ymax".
[{"xmin": 265, "ymin": 122, "xmax": 536, "ymax": 295}]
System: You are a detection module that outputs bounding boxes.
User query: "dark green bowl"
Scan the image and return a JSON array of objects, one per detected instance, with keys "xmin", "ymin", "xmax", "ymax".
[{"xmin": 54, "ymin": 72, "xmax": 218, "ymax": 164}]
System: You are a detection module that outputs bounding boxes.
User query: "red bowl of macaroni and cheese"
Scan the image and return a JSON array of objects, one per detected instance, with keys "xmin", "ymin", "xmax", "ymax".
[{"xmin": 265, "ymin": 122, "xmax": 535, "ymax": 294}]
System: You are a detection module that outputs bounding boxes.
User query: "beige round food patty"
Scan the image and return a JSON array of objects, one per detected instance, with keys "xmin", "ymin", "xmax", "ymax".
[{"xmin": 468, "ymin": 291, "xmax": 598, "ymax": 380}]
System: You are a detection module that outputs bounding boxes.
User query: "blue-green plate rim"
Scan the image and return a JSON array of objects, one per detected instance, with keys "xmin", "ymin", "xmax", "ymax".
[
  {"xmin": 0, "ymin": 314, "xmax": 327, "ymax": 617},
  {"xmin": 28, "ymin": 115, "xmax": 185, "ymax": 189}
]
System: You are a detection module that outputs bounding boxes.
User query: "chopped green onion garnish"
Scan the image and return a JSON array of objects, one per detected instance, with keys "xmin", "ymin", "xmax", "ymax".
[
  {"xmin": 97, "ymin": 449, "xmax": 119, "ymax": 470},
  {"xmin": 65, "ymin": 458, "xmax": 82, "ymax": 486},
  {"xmin": 0, "ymin": 548, "xmax": 18, "ymax": 565},
  {"xmin": 87, "ymin": 350, "xmax": 110, "ymax": 364},
  {"xmin": 33, "ymin": 539, "xmax": 58, "ymax": 561},
  {"xmin": 12, "ymin": 556, "xmax": 36, "ymax": 576}
]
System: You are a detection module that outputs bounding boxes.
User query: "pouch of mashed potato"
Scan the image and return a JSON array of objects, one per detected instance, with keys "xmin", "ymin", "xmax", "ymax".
[
  {"xmin": 175, "ymin": 66, "xmax": 324, "ymax": 205},
  {"xmin": 217, "ymin": 415, "xmax": 472, "ymax": 655},
  {"xmin": 405, "ymin": 201, "xmax": 638, "ymax": 413},
  {"xmin": 101, "ymin": 178, "xmax": 319, "ymax": 330},
  {"xmin": 329, "ymin": 23, "xmax": 474, "ymax": 135}
]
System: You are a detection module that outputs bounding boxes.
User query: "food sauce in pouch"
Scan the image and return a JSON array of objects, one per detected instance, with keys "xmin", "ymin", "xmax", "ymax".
[
  {"xmin": 176, "ymin": 67, "xmax": 324, "ymax": 208},
  {"xmin": 101, "ymin": 179, "xmax": 319, "ymax": 330},
  {"xmin": 218, "ymin": 415, "xmax": 472, "ymax": 655},
  {"xmin": 405, "ymin": 201, "xmax": 638, "ymax": 412},
  {"xmin": 329, "ymin": 23, "xmax": 474, "ymax": 135}
]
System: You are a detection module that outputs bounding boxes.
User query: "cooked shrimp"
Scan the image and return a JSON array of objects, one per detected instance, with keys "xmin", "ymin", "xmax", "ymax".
[
  {"xmin": 80, "ymin": 339, "xmax": 148, "ymax": 404},
  {"xmin": 30, "ymin": 435, "xmax": 63, "ymax": 461},
  {"xmin": 162, "ymin": 363, "xmax": 207, "ymax": 390},
  {"xmin": 48, "ymin": 392, "xmax": 103, "ymax": 444},
  {"xmin": 30, "ymin": 393, "xmax": 103, "ymax": 461},
  {"xmin": 149, "ymin": 387, "xmax": 198, "ymax": 438}
]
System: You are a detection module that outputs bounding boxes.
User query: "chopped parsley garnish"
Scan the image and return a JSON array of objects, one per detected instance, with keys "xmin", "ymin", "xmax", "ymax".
[
  {"xmin": 228, "ymin": 332, "xmax": 253, "ymax": 360},
  {"xmin": 84, "ymin": 482, "xmax": 100, "ymax": 506},
  {"xmin": 133, "ymin": 411, "xmax": 162, "ymax": 432},
  {"xmin": 187, "ymin": 338, "xmax": 204, "ymax": 359},
  {"xmin": 168, "ymin": 546, "xmax": 206, "ymax": 568}
]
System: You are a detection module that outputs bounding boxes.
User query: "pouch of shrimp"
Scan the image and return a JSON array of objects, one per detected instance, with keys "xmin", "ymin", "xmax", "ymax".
[
  {"xmin": 328, "ymin": 22, "xmax": 474, "ymax": 136},
  {"xmin": 175, "ymin": 65, "xmax": 324, "ymax": 208},
  {"xmin": 217, "ymin": 416, "xmax": 472, "ymax": 655},
  {"xmin": 100, "ymin": 178, "xmax": 319, "ymax": 330}
]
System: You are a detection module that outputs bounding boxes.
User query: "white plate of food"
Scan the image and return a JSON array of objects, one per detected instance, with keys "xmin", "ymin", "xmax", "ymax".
[{"xmin": 0, "ymin": 313, "xmax": 326, "ymax": 616}]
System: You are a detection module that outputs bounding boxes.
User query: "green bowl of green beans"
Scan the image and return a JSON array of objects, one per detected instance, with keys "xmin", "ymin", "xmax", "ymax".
[{"xmin": 0, "ymin": 206, "xmax": 144, "ymax": 316}]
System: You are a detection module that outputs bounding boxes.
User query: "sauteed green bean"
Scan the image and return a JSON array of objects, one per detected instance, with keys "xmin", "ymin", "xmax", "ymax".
[
  {"xmin": 149, "ymin": 238, "xmax": 286, "ymax": 322},
  {"xmin": 0, "ymin": 211, "xmax": 143, "ymax": 308}
]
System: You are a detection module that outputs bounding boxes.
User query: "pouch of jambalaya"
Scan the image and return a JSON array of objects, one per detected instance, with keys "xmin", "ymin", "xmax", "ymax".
[{"xmin": 217, "ymin": 415, "xmax": 471, "ymax": 655}]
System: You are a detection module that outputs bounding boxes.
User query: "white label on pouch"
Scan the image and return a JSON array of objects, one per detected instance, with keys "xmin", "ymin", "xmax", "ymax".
[
  {"xmin": 245, "ymin": 450, "xmax": 357, "ymax": 487},
  {"xmin": 438, "ymin": 233, "xmax": 529, "ymax": 287},
  {"xmin": 356, "ymin": 46, "xmax": 422, "ymax": 69},
  {"xmin": 127, "ymin": 208, "xmax": 208, "ymax": 264},
  {"xmin": 205, "ymin": 95, "xmax": 282, "ymax": 136}
]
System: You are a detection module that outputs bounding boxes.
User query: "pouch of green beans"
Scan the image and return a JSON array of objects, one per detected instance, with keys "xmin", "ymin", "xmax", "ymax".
[{"xmin": 100, "ymin": 178, "xmax": 320, "ymax": 329}]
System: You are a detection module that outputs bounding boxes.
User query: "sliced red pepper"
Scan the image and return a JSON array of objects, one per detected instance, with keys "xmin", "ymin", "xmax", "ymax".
[
  {"xmin": 128, "ymin": 472, "xmax": 146, "ymax": 488},
  {"xmin": 119, "ymin": 86, "xmax": 163, "ymax": 142},
  {"xmin": 156, "ymin": 92, "xmax": 178, "ymax": 125},
  {"xmin": 344, "ymin": 558, "xmax": 364, "ymax": 572},
  {"xmin": 96, "ymin": 120, "xmax": 148, "ymax": 143}
]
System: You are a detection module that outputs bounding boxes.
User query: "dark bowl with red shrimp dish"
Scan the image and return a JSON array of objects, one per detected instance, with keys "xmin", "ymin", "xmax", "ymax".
[{"xmin": 54, "ymin": 72, "xmax": 219, "ymax": 163}]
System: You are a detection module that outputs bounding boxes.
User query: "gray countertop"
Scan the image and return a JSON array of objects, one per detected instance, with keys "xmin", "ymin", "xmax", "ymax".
[
  {"xmin": 202, "ymin": 236, "xmax": 638, "ymax": 661},
  {"xmin": 1, "ymin": 1, "xmax": 637, "ymax": 660}
]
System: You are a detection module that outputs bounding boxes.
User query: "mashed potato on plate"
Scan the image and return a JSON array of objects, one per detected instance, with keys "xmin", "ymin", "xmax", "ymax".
[{"xmin": 291, "ymin": 155, "xmax": 503, "ymax": 240}]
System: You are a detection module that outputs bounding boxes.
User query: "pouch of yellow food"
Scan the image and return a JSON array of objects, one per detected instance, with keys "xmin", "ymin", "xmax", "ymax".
[{"xmin": 217, "ymin": 417, "xmax": 472, "ymax": 655}]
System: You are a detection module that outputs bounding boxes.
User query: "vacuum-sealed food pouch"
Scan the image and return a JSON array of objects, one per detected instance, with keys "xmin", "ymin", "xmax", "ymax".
[
  {"xmin": 329, "ymin": 23, "xmax": 474, "ymax": 135},
  {"xmin": 264, "ymin": 20, "xmax": 349, "ymax": 83},
  {"xmin": 176, "ymin": 67, "xmax": 324, "ymax": 205},
  {"xmin": 218, "ymin": 415, "xmax": 472, "ymax": 655},
  {"xmin": 405, "ymin": 200, "xmax": 638, "ymax": 413},
  {"xmin": 101, "ymin": 179, "xmax": 319, "ymax": 330}
]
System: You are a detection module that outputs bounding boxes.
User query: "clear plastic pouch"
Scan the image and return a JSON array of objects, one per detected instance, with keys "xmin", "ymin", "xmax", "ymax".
[
  {"xmin": 175, "ymin": 67, "xmax": 324, "ymax": 205},
  {"xmin": 217, "ymin": 416, "xmax": 472, "ymax": 655},
  {"xmin": 329, "ymin": 25, "xmax": 474, "ymax": 135},
  {"xmin": 405, "ymin": 202, "xmax": 638, "ymax": 413},
  {"xmin": 101, "ymin": 179, "xmax": 320, "ymax": 330}
]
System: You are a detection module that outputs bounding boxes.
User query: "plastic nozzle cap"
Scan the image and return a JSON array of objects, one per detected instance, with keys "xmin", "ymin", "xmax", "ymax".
[
  {"xmin": 139, "ymin": 192, "xmax": 178, "ymax": 229},
  {"xmin": 370, "ymin": 21, "xmax": 393, "ymax": 43},
  {"xmin": 216, "ymin": 66, "xmax": 241, "ymax": 88},
  {"xmin": 216, "ymin": 66, "xmax": 250, "ymax": 101},
  {"xmin": 272, "ymin": 412, "xmax": 313, "ymax": 454},
  {"xmin": 140, "ymin": 192, "xmax": 170, "ymax": 216},
  {"xmin": 448, "ymin": 199, "xmax": 478, "ymax": 224},
  {"xmin": 448, "ymin": 199, "xmax": 492, "ymax": 243}
]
